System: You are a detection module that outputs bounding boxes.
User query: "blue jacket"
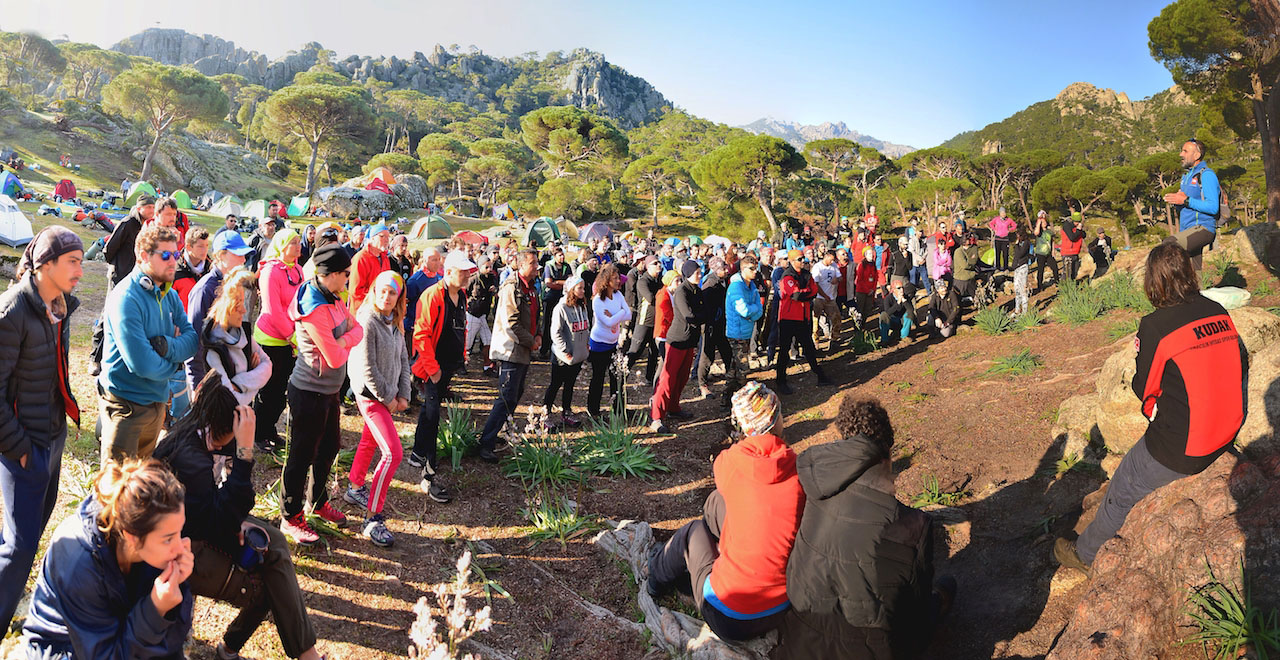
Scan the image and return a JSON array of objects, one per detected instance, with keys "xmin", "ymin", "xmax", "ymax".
[
  {"xmin": 405, "ymin": 269, "xmax": 442, "ymax": 335},
  {"xmin": 99, "ymin": 268, "xmax": 197, "ymax": 405},
  {"xmin": 726, "ymin": 273, "xmax": 763, "ymax": 340},
  {"xmin": 1179, "ymin": 161, "xmax": 1219, "ymax": 234},
  {"xmin": 23, "ymin": 497, "xmax": 193, "ymax": 659}
]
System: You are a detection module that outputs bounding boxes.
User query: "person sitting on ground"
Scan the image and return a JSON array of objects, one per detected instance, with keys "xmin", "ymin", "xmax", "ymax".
[
  {"xmin": 154, "ymin": 377, "xmax": 325, "ymax": 660},
  {"xmin": 880, "ymin": 279, "xmax": 918, "ymax": 346},
  {"xmin": 774, "ymin": 396, "xmax": 955, "ymax": 659},
  {"xmin": 647, "ymin": 381, "xmax": 803, "ymax": 642},
  {"xmin": 22, "ymin": 459, "xmax": 194, "ymax": 659},
  {"xmin": 200, "ymin": 270, "xmax": 271, "ymax": 407},
  {"xmin": 925, "ymin": 277, "xmax": 961, "ymax": 339},
  {"xmin": 1055, "ymin": 243, "xmax": 1248, "ymax": 575},
  {"xmin": 1088, "ymin": 227, "xmax": 1114, "ymax": 280}
]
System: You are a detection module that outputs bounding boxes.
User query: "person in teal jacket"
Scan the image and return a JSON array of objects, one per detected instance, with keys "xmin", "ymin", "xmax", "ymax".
[
  {"xmin": 99, "ymin": 225, "xmax": 197, "ymax": 464},
  {"xmin": 1163, "ymin": 138, "xmax": 1219, "ymax": 270},
  {"xmin": 724, "ymin": 254, "xmax": 764, "ymax": 403}
]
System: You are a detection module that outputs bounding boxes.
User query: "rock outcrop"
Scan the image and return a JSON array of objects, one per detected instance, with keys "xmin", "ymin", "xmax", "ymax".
[
  {"xmin": 1047, "ymin": 452, "xmax": 1280, "ymax": 659},
  {"xmin": 562, "ymin": 49, "xmax": 669, "ymax": 129}
]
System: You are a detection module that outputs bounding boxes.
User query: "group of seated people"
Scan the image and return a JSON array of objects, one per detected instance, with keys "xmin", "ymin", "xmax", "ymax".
[{"xmin": 648, "ymin": 382, "xmax": 954, "ymax": 657}]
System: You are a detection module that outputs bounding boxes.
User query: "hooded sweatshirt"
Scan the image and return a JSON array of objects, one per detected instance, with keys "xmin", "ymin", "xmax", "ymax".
[
  {"xmin": 350, "ymin": 305, "xmax": 413, "ymax": 407},
  {"xmin": 551, "ymin": 299, "xmax": 591, "ymax": 366},
  {"xmin": 253, "ymin": 229, "xmax": 304, "ymax": 347},
  {"xmin": 288, "ymin": 279, "xmax": 362, "ymax": 394},
  {"xmin": 705, "ymin": 433, "xmax": 805, "ymax": 618}
]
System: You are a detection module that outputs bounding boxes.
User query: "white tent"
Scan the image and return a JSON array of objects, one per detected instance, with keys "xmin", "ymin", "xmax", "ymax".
[
  {"xmin": 0, "ymin": 194, "xmax": 34, "ymax": 247},
  {"xmin": 703, "ymin": 234, "xmax": 733, "ymax": 249}
]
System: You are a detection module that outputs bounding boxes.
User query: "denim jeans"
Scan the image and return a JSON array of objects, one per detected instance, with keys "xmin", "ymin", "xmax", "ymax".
[
  {"xmin": 0, "ymin": 433, "xmax": 64, "ymax": 630},
  {"xmin": 479, "ymin": 361, "xmax": 529, "ymax": 451}
]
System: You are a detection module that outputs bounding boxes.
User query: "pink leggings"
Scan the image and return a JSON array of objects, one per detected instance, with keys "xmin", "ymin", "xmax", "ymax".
[{"xmin": 348, "ymin": 397, "xmax": 404, "ymax": 515}]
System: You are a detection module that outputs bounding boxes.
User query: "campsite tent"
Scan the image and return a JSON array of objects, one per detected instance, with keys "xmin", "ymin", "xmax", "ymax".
[
  {"xmin": 685, "ymin": 235, "xmax": 704, "ymax": 246},
  {"xmin": 0, "ymin": 172, "xmax": 24, "ymax": 197},
  {"xmin": 0, "ymin": 195, "xmax": 34, "ymax": 247},
  {"xmin": 209, "ymin": 196, "xmax": 243, "ymax": 217},
  {"xmin": 354, "ymin": 167, "xmax": 397, "ymax": 188},
  {"xmin": 407, "ymin": 214, "xmax": 453, "ymax": 240},
  {"xmin": 124, "ymin": 181, "xmax": 157, "ymax": 206},
  {"xmin": 196, "ymin": 190, "xmax": 226, "ymax": 207},
  {"xmin": 242, "ymin": 199, "xmax": 269, "ymax": 220},
  {"xmin": 287, "ymin": 195, "xmax": 310, "ymax": 217},
  {"xmin": 578, "ymin": 222, "xmax": 613, "ymax": 244},
  {"xmin": 523, "ymin": 217, "xmax": 562, "ymax": 247},
  {"xmin": 555, "ymin": 216, "xmax": 579, "ymax": 241},
  {"xmin": 172, "ymin": 190, "xmax": 193, "ymax": 209},
  {"xmin": 453, "ymin": 230, "xmax": 488, "ymax": 245},
  {"xmin": 492, "ymin": 203, "xmax": 515, "ymax": 220},
  {"xmin": 54, "ymin": 179, "xmax": 77, "ymax": 200},
  {"xmin": 663, "ymin": 237, "xmax": 681, "ymax": 246},
  {"xmin": 364, "ymin": 178, "xmax": 393, "ymax": 195},
  {"xmin": 703, "ymin": 235, "xmax": 732, "ymax": 249}
]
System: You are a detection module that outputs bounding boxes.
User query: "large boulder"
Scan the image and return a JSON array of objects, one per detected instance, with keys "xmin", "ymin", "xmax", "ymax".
[
  {"xmin": 389, "ymin": 174, "xmax": 429, "ymax": 211},
  {"xmin": 1047, "ymin": 452, "xmax": 1280, "ymax": 660},
  {"xmin": 1052, "ymin": 392, "xmax": 1103, "ymax": 463},
  {"xmin": 1237, "ymin": 341, "xmax": 1280, "ymax": 452},
  {"xmin": 320, "ymin": 188, "xmax": 396, "ymax": 219},
  {"xmin": 1228, "ymin": 221, "xmax": 1280, "ymax": 271},
  {"xmin": 1093, "ymin": 306, "xmax": 1280, "ymax": 457}
]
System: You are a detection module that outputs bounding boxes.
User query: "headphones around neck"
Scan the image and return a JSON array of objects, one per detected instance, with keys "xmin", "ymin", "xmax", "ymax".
[{"xmin": 137, "ymin": 274, "xmax": 171, "ymax": 295}]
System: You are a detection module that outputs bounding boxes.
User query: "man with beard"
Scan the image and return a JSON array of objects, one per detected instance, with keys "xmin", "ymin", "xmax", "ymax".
[{"xmin": 775, "ymin": 250, "xmax": 831, "ymax": 395}]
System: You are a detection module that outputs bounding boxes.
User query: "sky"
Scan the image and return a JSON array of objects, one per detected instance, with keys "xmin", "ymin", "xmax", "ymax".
[{"xmin": 2, "ymin": 0, "xmax": 1179, "ymax": 148}]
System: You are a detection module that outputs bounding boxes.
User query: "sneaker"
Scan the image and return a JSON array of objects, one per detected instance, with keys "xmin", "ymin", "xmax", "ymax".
[
  {"xmin": 215, "ymin": 642, "xmax": 251, "ymax": 660},
  {"xmin": 362, "ymin": 514, "xmax": 394, "ymax": 547},
  {"xmin": 668, "ymin": 408, "xmax": 693, "ymax": 420},
  {"xmin": 649, "ymin": 419, "xmax": 672, "ymax": 434},
  {"xmin": 343, "ymin": 485, "xmax": 370, "ymax": 509},
  {"xmin": 699, "ymin": 386, "xmax": 712, "ymax": 399},
  {"xmin": 774, "ymin": 380, "xmax": 794, "ymax": 396},
  {"xmin": 406, "ymin": 452, "xmax": 427, "ymax": 469},
  {"xmin": 562, "ymin": 412, "xmax": 582, "ymax": 428},
  {"xmin": 1053, "ymin": 537, "xmax": 1091, "ymax": 577},
  {"xmin": 478, "ymin": 448, "xmax": 500, "ymax": 464},
  {"xmin": 313, "ymin": 501, "xmax": 347, "ymax": 526},
  {"xmin": 483, "ymin": 365, "xmax": 498, "ymax": 377},
  {"xmin": 89, "ymin": 362, "xmax": 101, "ymax": 377},
  {"xmin": 420, "ymin": 476, "xmax": 453, "ymax": 503},
  {"xmin": 281, "ymin": 513, "xmax": 319, "ymax": 546}
]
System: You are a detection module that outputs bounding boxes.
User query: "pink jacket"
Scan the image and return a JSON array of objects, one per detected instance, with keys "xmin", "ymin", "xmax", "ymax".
[
  {"xmin": 254, "ymin": 259, "xmax": 304, "ymax": 344},
  {"xmin": 989, "ymin": 216, "xmax": 1017, "ymax": 239},
  {"xmin": 930, "ymin": 245, "xmax": 953, "ymax": 280}
]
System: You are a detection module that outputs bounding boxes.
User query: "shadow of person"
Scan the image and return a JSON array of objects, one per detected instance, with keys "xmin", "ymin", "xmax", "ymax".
[
  {"xmin": 921, "ymin": 434, "xmax": 1106, "ymax": 659},
  {"xmin": 1233, "ymin": 373, "xmax": 1280, "ymax": 638}
]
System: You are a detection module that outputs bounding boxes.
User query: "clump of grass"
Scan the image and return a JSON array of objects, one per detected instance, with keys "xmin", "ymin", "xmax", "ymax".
[
  {"xmin": 521, "ymin": 497, "xmax": 600, "ymax": 550},
  {"xmin": 849, "ymin": 328, "xmax": 881, "ymax": 354},
  {"xmin": 1107, "ymin": 318, "xmax": 1140, "ymax": 341},
  {"xmin": 438, "ymin": 405, "xmax": 478, "ymax": 471},
  {"xmin": 1053, "ymin": 278, "xmax": 1105, "ymax": 325},
  {"xmin": 1096, "ymin": 271, "xmax": 1154, "ymax": 314},
  {"xmin": 985, "ymin": 349, "xmax": 1043, "ymax": 376},
  {"xmin": 909, "ymin": 474, "xmax": 970, "ymax": 507},
  {"xmin": 1251, "ymin": 280, "xmax": 1275, "ymax": 298},
  {"xmin": 580, "ymin": 409, "xmax": 668, "ymax": 479},
  {"xmin": 504, "ymin": 434, "xmax": 584, "ymax": 488},
  {"xmin": 974, "ymin": 307, "xmax": 1014, "ymax": 335},
  {"xmin": 1180, "ymin": 559, "xmax": 1280, "ymax": 660},
  {"xmin": 1201, "ymin": 253, "xmax": 1245, "ymax": 289},
  {"xmin": 1013, "ymin": 306, "xmax": 1045, "ymax": 332},
  {"xmin": 1054, "ymin": 272, "xmax": 1152, "ymax": 325}
]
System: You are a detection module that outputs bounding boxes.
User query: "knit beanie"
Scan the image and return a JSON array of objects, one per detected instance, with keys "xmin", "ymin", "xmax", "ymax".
[
  {"xmin": 20, "ymin": 226, "xmax": 83, "ymax": 273},
  {"xmin": 731, "ymin": 381, "xmax": 781, "ymax": 437},
  {"xmin": 311, "ymin": 243, "xmax": 351, "ymax": 275}
]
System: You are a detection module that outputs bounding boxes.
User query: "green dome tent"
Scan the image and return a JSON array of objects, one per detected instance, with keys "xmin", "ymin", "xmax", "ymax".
[
  {"xmin": 523, "ymin": 217, "xmax": 562, "ymax": 247},
  {"xmin": 242, "ymin": 199, "xmax": 269, "ymax": 220},
  {"xmin": 124, "ymin": 181, "xmax": 157, "ymax": 206},
  {"xmin": 209, "ymin": 196, "xmax": 243, "ymax": 217},
  {"xmin": 172, "ymin": 190, "xmax": 192, "ymax": 209},
  {"xmin": 287, "ymin": 195, "xmax": 310, "ymax": 217},
  {"xmin": 407, "ymin": 214, "xmax": 453, "ymax": 240}
]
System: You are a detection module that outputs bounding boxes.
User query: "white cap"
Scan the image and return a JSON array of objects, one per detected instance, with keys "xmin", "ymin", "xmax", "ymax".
[{"xmin": 444, "ymin": 250, "xmax": 477, "ymax": 271}]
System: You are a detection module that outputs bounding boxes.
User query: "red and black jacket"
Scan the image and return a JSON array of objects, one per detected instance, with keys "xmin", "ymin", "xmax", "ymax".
[{"xmin": 1132, "ymin": 295, "xmax": 1248, "ymax": 474}]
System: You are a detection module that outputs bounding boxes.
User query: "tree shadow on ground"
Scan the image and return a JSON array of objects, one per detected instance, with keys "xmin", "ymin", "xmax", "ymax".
[{"xmin": 922, "ymin": 434, "xmax": 1106, "ymax": 659}]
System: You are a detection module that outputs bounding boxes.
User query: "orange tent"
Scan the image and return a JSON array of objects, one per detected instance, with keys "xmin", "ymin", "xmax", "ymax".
[{"xmin": 356, "ymin": 166, "xmax": 397, "ymax": 187}]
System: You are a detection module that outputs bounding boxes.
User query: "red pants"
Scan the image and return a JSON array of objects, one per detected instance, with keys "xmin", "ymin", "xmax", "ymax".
[
  {"xmin": 652, "ymin": 344, "xmax": 695, "ymax": 421},
  {"xmin": 349, "ymin": 397, "xmax": 403, "ymax": 515}
]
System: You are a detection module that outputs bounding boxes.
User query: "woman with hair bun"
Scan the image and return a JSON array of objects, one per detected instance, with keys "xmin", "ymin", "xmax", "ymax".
[{"xmin": 22, "ymin": 459, "xmax": 193, "ymax": 659}]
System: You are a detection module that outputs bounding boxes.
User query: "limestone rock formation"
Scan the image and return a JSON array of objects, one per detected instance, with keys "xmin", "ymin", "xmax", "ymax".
[
  {"xmin": 1047, "ymin": 452, "xmax": 1280, "ymax": 659},
  {"xmin": 562, "ymin": 49, "xmax": 669, "ymax": 129}
]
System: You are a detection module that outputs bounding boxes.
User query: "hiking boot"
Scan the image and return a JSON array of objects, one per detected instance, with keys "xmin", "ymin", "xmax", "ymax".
[
  {"xmin": 478, "ymin": 448, "xmax": 500, "ymax": 464},
  {"xmin": 90, "ymin": 362, "xmax": 101, "ymax": 377},
  {"xmin": 215, "ymin": 642, "xmax": 252, "ymax": 660},
  {"xmin": 362, "ymin": 514, "xmax": 394, "ymax": 548},
  {"xmin": 313, "ymin": 501, "xmax": 347, "ymax": 526},
  {"xmin": 562, "ymin": 412, "xmax": 583, "ymax": 428},
  {"xmin": 649, "ymin": 419, "xmax": 672, "ymax": 434},
  {"xmin": 343, "ymin": 484, "xmax": 370, "ymax": 509},
  {"xmin": 420, "ymin": 476, "xmax": 453, "ymax": 503},
  {"xmin": 1053, "ymin": 537, "xmax": 1091, "ymax": 577},
  {"xmin": 774, "ymin": 380, "xmax": 794, "ymax": 396},
  {"xmin": 281, "ymin": 513, "xmax": 319, "ymax": 546},
  {"xmin": 406, "ymin": 452, "xmax": 427, "ymax": 469}
]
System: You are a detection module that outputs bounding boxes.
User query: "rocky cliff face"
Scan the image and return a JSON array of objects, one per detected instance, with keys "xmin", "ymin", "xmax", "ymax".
[
  {"xmin": 739, "ymin": 117, "xmax": 916, "ymax": 158},
  {"xmin": 110, "ymin": 29, "xmax": 669, "ymax": 128}
]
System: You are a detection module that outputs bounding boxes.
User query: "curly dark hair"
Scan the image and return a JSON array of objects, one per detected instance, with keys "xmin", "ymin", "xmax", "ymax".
[{"xmin": 834, "ymin": 395, "xmax": 894, "ymax": 455}]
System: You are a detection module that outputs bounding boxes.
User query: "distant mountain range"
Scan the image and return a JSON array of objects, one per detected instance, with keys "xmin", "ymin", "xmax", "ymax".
[{"xmin": 739, "ymin": 118, "xmax": 917, "ymax": 158}]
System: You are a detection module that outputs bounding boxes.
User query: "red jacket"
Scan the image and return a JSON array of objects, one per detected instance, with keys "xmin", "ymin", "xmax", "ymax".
[
  {"xmin": 778, "ymin": 267, "xmax": 818, "ymax": 321},
  {"xmin": 853, "ymin": 260, "xmax": 878, "ymax": 295},
  {"xmin": 1060, "ymin": 223, "xmax": 1085, "ymax": 256},
  {"xmin": 655, "ymin": 287, "xmax": 674, "ymax": 340},
  {"xmin": 707, "ymin": 433, "xmax": 805, "ymax": 617},
  {"xmin": 350, "ymin": 245, "xmax": 391, "ymax": 311}
]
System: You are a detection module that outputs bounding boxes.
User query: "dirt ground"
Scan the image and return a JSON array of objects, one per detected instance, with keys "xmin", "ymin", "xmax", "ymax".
[{"xmin": 6, "ymin": 210, "xmax": 1280, "ymax": 659}]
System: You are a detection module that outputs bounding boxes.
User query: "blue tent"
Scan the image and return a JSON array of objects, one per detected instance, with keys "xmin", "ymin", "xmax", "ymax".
[
  {"xmin": 0, "ymin": 171, "xmax": 23, "ymax": 197},
  {"xmin": 663, "ymin": 236, "xmax": 681, "ymax": 246}
]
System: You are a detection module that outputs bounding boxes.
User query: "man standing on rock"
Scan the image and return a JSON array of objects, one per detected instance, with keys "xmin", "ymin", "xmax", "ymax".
[
  {"xmin": 1163, "ymin": 138, "xmax": 1219, "ymax": 271},
  {"xmin": 1056, "ymin": 243, "xmax": 1247, "ymax": 574}
]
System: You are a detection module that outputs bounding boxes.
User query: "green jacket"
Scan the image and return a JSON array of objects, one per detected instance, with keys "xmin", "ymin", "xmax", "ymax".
[{"xmin": 953, "ymin": 245, "xmax": 979, "ymax": 282}]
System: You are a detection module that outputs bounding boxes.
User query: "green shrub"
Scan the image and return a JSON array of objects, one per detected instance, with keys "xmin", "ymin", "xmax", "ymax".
[
  {"xmin": 504, "ymin": 434, "xmax": 584, "ymax": 488},
  {"xmin": 1013, "ymin": 306, "xmax": 1045, "ymax": 332},
  {"xmin": 1095, "ymin": 271, "xmax": 1153, "ymax": 313},
  {"xmin": 1107, "ymin": 318, "xmax": 1140, "ymax": 341},
  {"xmin": 438, "ymin": 406, "xmax": 478, "ymax": 470},
  {"xmin": 974, "ymin": 307, "xmax": 1014, "ymax": 335},
  {"xmin": 522, "ymin": 496, "xmax": 599, "ymax": 550}
]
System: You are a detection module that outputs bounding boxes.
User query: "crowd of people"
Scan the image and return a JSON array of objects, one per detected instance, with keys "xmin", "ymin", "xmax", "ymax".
[{"xmin": 0, "ymin": 138, "xmax": 1246, "ymax": 658}]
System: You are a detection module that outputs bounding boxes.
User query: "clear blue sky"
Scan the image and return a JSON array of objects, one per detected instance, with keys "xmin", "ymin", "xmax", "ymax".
[{"xmin": 4, "ymin": 0, "xmax": 1178, "ymax": 148}]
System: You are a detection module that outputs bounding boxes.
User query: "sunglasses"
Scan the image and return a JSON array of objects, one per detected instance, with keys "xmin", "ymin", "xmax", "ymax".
[{"xmin": 150, "ymin": 250, "xmax": 179, "ymax": 261}]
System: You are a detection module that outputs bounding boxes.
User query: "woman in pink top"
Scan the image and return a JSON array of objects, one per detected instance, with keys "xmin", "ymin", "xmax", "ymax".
[
  {"xmin": 252, "ymin": 228, "xmax": 304, "ymax": 451},
  {"xmin": 930, "ymin": 239, "xmax": 953, "ymax": 282},
  {"xmin": 988, "ymin": 208, "xmax": 1018, "ymax": 272}
]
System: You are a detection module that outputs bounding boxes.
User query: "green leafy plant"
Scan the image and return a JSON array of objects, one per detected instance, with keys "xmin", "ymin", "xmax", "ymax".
[
  {"xmin": 251, "ymin": 478, "xmax": 284, "ymax": 521},
  {"xmin": 1107, "ymin": 318, "xmax": 1140, "ymax": 341},
  {"xmin": 1253, "ymin": 280, "xmax": 1275, "ymax": 298},
  {"xmin": 1013, "ymin": 306, "xmax": 1045, "ymax": 332},
  {"xmin": 848, "ymin": 328, "xmax": 881, "ymax": 355},
  {"xmin": 904, "ymin": 392, "xmax": 929, "ymax": 405},
  {"xmin": 438, "ymin": 405, "xmax": 479, "ymax": 471},
  {"xmin": 580, "ymin": 409, "xmax": 668, "ymax": 479},
  {"xmin": 909, "ymin": 474, "xmax": 970, "ymax": 507},
  {"xmin": 1095, "ymin": 271, "xmax": 1154, "ymax": 314},
  {"xmin": 1053, "ymin": 277, "xmax": 1106, "ymax": 325},
  {"xmin": 985, "ymin": 349, "xmax": 1043, "ymax": 377},
  {"xmin": 974, "ymin": 307, "xmax": 1014, "ymax": 335},
  {"xmin": 1180, "ymin": 559, "xmax": 1280, "ymax": 660},
  {"xmin": 463, "ymin": 541, "xmax": 513, "ymax": 604},
  {"xmin": 503, "ymin": 433, "xmax": 584, "ymax": 488},
  {"xmin": 521, "ymin": 496, "xmax": 600, "ymax": 550}
]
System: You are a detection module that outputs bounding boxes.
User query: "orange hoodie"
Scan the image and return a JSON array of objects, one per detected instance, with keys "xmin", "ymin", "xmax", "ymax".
[{"xmin": 706, "ymin": 433, "xmax": 805, "ymax": 617}]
